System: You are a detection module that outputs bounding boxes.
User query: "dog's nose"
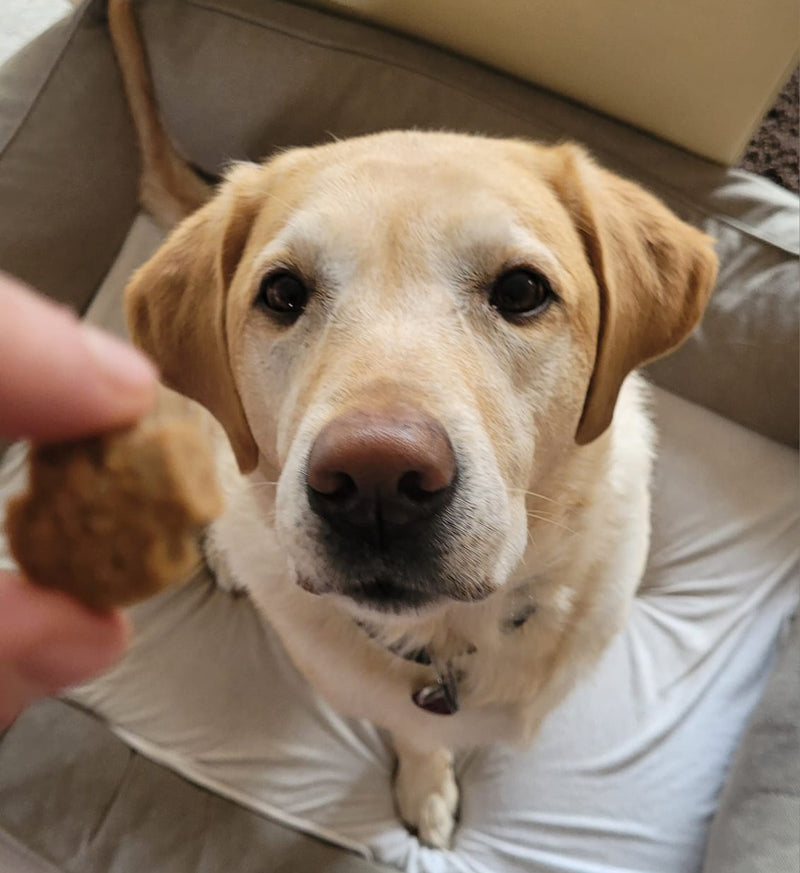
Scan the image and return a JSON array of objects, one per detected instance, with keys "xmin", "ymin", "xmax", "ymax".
[{"xmin": 306, "ymin": 405, "xmax": 456, "ymax": 539}]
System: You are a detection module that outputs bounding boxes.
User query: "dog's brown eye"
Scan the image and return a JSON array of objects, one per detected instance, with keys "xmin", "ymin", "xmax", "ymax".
[
  {"xmin": 257, "ymin": 271, "xmax": 309, "ymax": 321},
  {"xmin": 490, "ymin": 269, "xmax": 554, "ymax": 318}
]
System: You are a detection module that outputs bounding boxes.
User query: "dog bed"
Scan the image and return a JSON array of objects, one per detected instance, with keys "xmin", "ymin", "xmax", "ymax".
[
  {"xmin": 68, "ymin": 383, "xmax": 800, "ymax": 873},
  {"xmin": 0, "ymin": 215, "xmax": 794, "ymax": 873}
]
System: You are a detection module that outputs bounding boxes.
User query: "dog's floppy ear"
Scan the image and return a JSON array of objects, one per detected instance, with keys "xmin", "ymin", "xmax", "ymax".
[
  {"xmin": 546, "ymin": 145, "xmax": 718, "ymax": 445},
  {"xmin": 125, "ymin": 163, "xmax": 265, "ymax": 472}
]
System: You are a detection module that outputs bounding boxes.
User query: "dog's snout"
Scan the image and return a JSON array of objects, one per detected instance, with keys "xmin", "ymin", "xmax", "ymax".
[{"xmin": 306, "ymin": 405, "xmax": 456, "ymax": 537}]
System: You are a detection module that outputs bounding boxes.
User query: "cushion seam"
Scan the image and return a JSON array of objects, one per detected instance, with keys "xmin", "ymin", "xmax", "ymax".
[{"xmin": 186, "ymin": 0, "xmax": 798, "ymax": 255}]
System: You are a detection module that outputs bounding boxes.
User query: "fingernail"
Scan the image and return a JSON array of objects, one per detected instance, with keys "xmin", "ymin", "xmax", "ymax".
[{"xmin": 81, "ymin": 324, "xmax": 157, "ymax": 390}]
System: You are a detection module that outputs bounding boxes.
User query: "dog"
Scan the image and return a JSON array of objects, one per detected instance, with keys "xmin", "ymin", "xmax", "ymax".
[{"xmin": 109, "ymin": 0, "xmax": 717, "ymax": 848}]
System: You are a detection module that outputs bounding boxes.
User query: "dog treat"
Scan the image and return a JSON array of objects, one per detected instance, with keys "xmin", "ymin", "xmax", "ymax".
[{"xmin": 4, "ymin": 421, "xmax": 222, "ymax": 612}]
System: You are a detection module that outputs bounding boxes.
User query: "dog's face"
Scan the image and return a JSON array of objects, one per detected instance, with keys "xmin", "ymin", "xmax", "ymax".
[
  {"xmin": 125, "ymin": 132, "xmax": 717, "ymax": 615},
  {"xmin": 237, "ymin": 138, "xmax": 599, "ymax": 612}
]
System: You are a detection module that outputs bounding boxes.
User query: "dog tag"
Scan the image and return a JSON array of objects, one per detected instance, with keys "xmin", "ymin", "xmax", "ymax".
[{"xmin": 412, "ymin": 662, "xmax": 459, "ymax": 715}]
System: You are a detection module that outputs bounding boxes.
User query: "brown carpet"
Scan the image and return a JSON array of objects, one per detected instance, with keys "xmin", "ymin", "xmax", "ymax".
[{"xmin": 739, "ymin": 68, "xmax": 799, "ymax": 193}]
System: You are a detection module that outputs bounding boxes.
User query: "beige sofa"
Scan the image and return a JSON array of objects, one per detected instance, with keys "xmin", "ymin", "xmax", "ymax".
[{"xmin": 0, "ymin": 2, "xmax": 797, "ymax": 871}]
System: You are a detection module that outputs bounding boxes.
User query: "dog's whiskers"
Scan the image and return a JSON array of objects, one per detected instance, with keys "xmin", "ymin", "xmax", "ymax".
[
  {"xmin": 247, "ymin": 480, "xmax": 279, "ymax": 490},
  {"xmin": 509, "ymin": 487, "xmax": 564, "ymax": 507},
  {"xmin": 525, "ymin": 511, "xmax": 578, "ymax": 536}
]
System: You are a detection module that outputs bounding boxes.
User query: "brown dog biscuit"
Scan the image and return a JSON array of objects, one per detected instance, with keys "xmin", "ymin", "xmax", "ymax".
[{"xmin": 4, "ymin": 421, "xmax": 223, "ymax": 611}]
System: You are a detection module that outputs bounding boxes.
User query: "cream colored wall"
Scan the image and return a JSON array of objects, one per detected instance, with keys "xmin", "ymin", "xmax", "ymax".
[{"xmin": 306, "ymin": 0, "xmax": 799, "ymax": 165}]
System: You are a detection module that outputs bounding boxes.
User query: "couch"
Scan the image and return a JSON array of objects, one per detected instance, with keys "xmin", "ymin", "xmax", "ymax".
[{"xmin": 0, "ymin": 2, "xmax": 797, "ymax": 871}]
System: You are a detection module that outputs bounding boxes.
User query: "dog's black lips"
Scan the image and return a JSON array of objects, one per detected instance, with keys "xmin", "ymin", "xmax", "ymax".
[{"xmin": 346, "ymin": 577, "xmax": 440, "ymax": 611}]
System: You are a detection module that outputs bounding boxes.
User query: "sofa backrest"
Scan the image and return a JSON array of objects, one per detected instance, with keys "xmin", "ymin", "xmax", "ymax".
[
  {"xmin": 301, "ymin": 0, "xmax": 800, "ymax": 166},
  {"xmin": 0, "ymin": 0, "xmax": 796, "ymax": 447}
]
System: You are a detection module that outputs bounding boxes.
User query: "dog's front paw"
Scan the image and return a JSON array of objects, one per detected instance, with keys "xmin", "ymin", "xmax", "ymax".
[{"xmin": 394, "ymin": 745, "xmax": 458, "ymax": 849}]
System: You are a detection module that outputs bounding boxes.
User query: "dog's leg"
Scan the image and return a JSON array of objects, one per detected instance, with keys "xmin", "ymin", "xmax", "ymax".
[
  {"xmin": 392, "ymin": 735, "xmax": 459, "ymax": 849},
  {"xmin": 200, "ymin": 528, "xmax": 248, "ymax": 596}
]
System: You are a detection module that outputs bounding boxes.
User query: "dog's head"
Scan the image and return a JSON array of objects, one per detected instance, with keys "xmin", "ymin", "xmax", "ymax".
[{"xmin": 125, "ymin": 132, "xmax": 717, "ymax": 615}]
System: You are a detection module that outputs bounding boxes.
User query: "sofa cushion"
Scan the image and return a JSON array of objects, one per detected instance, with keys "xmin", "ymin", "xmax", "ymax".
[
  {"xmin": 298, "ymin": 0, "xmax": 798, "ymax": 166},
  {"xmin": 0, "ymin": 1, "xmax": 139, "ymax": 313},
  {"xmin": 702, "ymin": 616, "xmax": 799, "ymax": 873},
  {"xmin": 0, "ymin": 699, "xmax": 394, "ymax": 873}
]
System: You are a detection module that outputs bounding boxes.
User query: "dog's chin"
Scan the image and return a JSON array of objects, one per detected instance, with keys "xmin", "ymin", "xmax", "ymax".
[
  {"xmin": 348, "ymin": 579, "xmax": 445, "ymax": 615},
  {"xmin": 296, "ymin": 574, "xmax": 442, "ymax": 614},
  {"xmin": 296, "ymin": 573, "xmax": 494, "ymax": 616}
]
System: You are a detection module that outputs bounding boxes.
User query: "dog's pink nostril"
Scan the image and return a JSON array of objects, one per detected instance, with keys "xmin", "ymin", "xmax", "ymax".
[
  {"xmin": 306, "ymin": 405, "xmax": 456, "ymax": 532},
  {"xmin": 310, "ymin": 469, "xmax": 357, "ymax": 499}
]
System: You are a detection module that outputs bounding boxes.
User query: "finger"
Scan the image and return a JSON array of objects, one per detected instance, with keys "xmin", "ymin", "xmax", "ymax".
[
  {"xmin": 0, "ymin": 274, "xmax": 157, "ymax": 441},
  {"xmin": 0, "ymin": 571, "xmax": 130, "ymax": 700}
]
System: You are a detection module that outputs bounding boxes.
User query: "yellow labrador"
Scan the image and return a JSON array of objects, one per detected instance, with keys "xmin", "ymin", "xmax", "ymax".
[{"xmin": 110, "ymin": 0, "xmax": 717, "ymax": 849}]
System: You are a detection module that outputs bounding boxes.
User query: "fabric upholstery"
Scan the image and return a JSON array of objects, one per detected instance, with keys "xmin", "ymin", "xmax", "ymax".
[
  {"xmin": 0, "ymin": 700, "xmax": 395, "ymax": 873},
  {"xmin": 702, "ymin": 616, "xmax": 800, "ymax": 873},
  {"xmin": 299, "ymin": 0, "xmax": 799, "ymax": 165},
  {"xmin": 0, "ymin": 0, "xmax": 139, "ymax": 313}
]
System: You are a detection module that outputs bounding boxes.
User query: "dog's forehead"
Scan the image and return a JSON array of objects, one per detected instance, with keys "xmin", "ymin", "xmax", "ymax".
[
  {"xmin": 257, "ymin": 136, "xmax": 569, "ymax": 280},
  {"xmin": 300, "ymin": 137, "xmax": 555, "ymax": 225}
]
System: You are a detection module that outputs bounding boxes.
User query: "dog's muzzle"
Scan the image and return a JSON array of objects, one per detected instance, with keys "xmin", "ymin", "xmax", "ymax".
[{"xmin": 303, "ymin": 403, "xmax": 461, "ymax": 610}]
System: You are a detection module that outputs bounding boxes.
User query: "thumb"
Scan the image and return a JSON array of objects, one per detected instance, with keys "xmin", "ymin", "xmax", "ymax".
[{"xmin": 0, "ymin": 273, "xmax": 157, "ymax": 442}]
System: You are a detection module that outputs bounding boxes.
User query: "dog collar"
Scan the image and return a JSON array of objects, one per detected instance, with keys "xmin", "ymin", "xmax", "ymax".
[
  {"xmin": 412, "ymin": 659, "xmax": 461, "ymax": 715},
  {"xmin": 412, "ymin": 602, "xmax": 536, "ymax": 714},
  {"xmin": 356, "ymin": 600, "xmax": 535, "ymax": 716},
  {"xmin": 355, "ymin": 620, "xmax": 470, "ymax": 715}
]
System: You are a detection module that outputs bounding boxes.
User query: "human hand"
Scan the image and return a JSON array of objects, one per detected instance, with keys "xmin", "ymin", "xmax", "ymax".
[{"xmin": 0, "ymin": 273, "xmax": 157, "ymax": 726}]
